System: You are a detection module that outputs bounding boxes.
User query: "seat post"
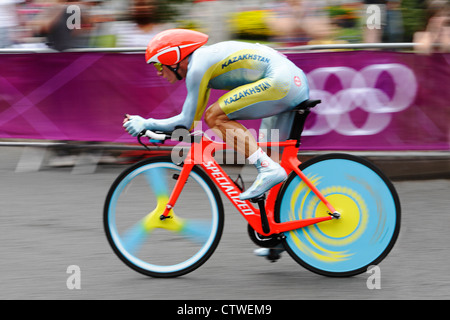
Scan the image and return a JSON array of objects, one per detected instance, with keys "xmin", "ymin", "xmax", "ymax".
[
  {"xmin": 250, "ymin": 194, "xmax": 270, "ymax": 234},
  {"xmin": 288, "ymin": 99, "xmax": 321, "ymax": 147}
]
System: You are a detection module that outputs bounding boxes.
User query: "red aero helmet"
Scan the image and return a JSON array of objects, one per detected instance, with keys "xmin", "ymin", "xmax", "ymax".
[{"xmin": 145, "ymin": 29, "xmax": 208, "ymax": 65}]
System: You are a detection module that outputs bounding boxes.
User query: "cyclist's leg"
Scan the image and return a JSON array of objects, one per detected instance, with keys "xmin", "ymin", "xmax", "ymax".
[
  {"xmin": 212, "ymin": 67, "xmax": 307, "ymax": 200},
  {"xmin": 250, "ymin": 112, "xmax": 297, "ymax": 258},
  {"xmin": 205, "ymin": 100, "xmax": 287, "ymax": 201},
  {"xmin": 204, "ymin": 73, "xmax": 295, "ymax": 159},
  {"xmin": 259, "ymin": 111, "xmax": 296, "ymax": 162},
  {"xmin": 204, "ymin": 104, "xmax": 258, "ymax": 159},
  {"xmin": 259, "ymin": 111, "xmax": 295, "ymax": 144},
  {"xmin": 258, "ymin": 65, "xmax": 309, "ymax": 145}
]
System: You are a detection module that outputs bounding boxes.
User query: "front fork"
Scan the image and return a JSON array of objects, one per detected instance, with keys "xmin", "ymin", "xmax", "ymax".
[{"xmin": 160, "ymin": 162, "xmax": 195, "ymax": 219}]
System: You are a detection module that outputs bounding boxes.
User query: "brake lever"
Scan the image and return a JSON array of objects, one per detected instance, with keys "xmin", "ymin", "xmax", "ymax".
[{"xmin": 137, "ymin": 131, "xmax": 154, "ymax": 151}]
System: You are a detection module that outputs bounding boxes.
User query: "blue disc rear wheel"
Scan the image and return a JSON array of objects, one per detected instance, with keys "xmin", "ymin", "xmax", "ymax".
[{"xmin": 276, "ymin": 153, "xmax": 401, "ymax": 277}]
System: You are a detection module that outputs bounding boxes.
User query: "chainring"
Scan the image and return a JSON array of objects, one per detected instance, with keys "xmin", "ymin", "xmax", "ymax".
[{"xmin": 247, "ymin": 224, "xmax": 282, "ymax": 248}]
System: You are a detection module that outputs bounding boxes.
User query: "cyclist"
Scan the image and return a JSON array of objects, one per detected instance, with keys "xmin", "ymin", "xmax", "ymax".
[{"xmin": 123, "ymin": 28, "xmax": 310, "ymax": 201}]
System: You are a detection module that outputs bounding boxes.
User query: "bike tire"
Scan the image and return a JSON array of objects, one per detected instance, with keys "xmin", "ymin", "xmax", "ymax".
[
  {"xmin": 275, "ymin": 153, "xmax": 401, "ymax": 277},
  {"xmin": 104, "ymin": 156, "xmax": 224, "ymax": 278}
]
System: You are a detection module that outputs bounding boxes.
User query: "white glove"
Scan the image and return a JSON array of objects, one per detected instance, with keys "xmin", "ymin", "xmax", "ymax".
[{"xmin": 123, "ymin": 115, "xmax": 153, "ymax": 137}]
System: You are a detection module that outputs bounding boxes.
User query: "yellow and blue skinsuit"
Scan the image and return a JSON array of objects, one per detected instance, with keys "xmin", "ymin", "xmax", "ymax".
[{"xmin": 148, "ymin": 41, "xmax": 310, "ymax": 141}]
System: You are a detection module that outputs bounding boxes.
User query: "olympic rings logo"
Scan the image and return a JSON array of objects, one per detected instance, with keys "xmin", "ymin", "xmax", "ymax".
[{"xmin": 304, "ymin": 63, "xmax": 417, "ymax": 136}]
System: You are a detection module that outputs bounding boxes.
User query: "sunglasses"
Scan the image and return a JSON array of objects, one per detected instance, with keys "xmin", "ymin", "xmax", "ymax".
[
  {"xmin": 152, "ymin": 63, "xmax": 182, "ymax": 80},
  {"xmin": 153, "ymin": 62, "xmax": 163, "ymax": 72}
]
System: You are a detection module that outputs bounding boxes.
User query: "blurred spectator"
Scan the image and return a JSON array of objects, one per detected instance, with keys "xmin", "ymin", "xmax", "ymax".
[
  {"xmin": 112, "ymin": 0, "xmax": 174, "ymax": 47},
  {"xmin": 414, "ymin": 0, "xmax": 450, "ymax": 54},
  {"xmin": 29, "ymin": 0, "xmax": 93, "ymax": 51},
  {"xmin": 266, "ymin": 0, "xmax": 335, "ymax": 46},
  {"xmin": 189, "ymin": 0, "xmax": 231, "ymax": 43},
  {"xmin": 10, "ymin": 0, "xmax": 49, "ymax": 48},
  {"xmin": 86, "ymin": 0, "xmax": 116, "ymax": 47},
  {"xmin": 0, "ymin": 0, "xmax": 21, "ymax": 48},
  {"xmin": 383, "ymin": 0, "xmax": 404, "ymax": 42}
]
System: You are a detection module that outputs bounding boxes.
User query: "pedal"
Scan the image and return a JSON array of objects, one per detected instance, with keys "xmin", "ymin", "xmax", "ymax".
[
  {"xmin": 249, "ymin": 194, "xmax": 266, "ymax": 203},
  {"xmin": 267, "ymin": 248, "xmax": 282, "ymax": 262},
  {"xmin": 254, "ymin": 248, "xmax": 282, "ymax": 262}
]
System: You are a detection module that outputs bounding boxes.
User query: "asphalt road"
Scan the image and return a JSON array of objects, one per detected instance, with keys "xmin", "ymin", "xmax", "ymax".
[{"xmin": 1, "ymin": 147, "xmax": 450, "ymax": 300}]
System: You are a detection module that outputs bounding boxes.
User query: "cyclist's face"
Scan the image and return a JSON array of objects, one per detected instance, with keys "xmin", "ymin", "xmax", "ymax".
[{"xmin": 155, "ymin": 64, "xmax": 179, "ymax": 84}]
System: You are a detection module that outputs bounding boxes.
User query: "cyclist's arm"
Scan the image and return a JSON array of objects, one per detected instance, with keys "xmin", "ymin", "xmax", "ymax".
[
  {"xmin": 124, "ymin": 93, "xmax": 201, "ymax": 136},
  {"xmin": 145, "ymin": 64, "xmax": 210, "ymax": 132},
  {"xmin": 144, "ymin": 106, "xmax": 195, "ymax": 133}
]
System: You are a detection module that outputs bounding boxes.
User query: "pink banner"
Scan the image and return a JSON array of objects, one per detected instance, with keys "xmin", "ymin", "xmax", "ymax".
[{"xmin": 0, "ymin": 51, "xmax": 448, "ymax": 150}]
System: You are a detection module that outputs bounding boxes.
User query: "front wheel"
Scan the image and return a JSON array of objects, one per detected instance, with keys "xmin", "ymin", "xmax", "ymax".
[
  {"xmin": 276, "ymin": 153, "xmax": 401, "ymax": 277},
  {"xmin": 104, "ymin": 157, "xmax": 224, "ymax": 278}
]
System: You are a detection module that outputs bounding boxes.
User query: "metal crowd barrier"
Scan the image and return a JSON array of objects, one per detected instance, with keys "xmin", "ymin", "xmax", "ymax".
[{"xmin": 0, "ymin": 42, "xmax": 418, "ymax": 54}]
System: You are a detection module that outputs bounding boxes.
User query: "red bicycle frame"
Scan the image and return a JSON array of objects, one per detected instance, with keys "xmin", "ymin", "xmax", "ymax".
[{"xmin": 161, "ymin": 135, "xmax": 337, "ymax": 236}]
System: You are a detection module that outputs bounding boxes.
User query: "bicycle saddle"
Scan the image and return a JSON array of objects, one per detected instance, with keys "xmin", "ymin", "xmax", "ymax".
[{"xmin": 294, "ymin": 99, "xmax": 321, "ymax": 112}]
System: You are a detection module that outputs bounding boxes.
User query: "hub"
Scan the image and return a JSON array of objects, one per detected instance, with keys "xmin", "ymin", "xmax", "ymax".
[{"xmin": 329, "ymin": 211, "xmax": 341, "ymax": 219}]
